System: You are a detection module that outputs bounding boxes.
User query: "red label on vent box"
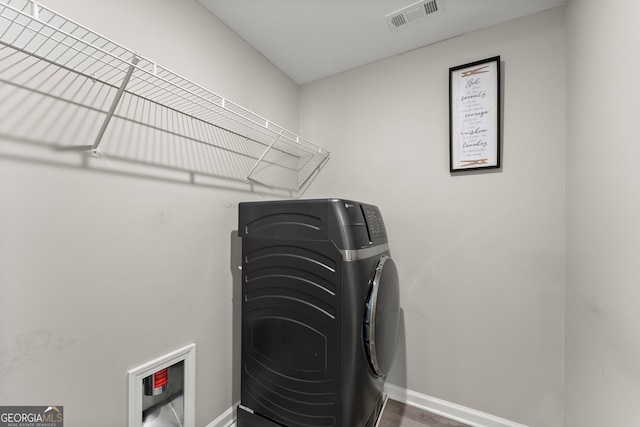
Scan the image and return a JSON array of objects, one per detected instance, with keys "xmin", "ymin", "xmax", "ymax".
[{"xmin": 154, "ymin": 368, "xmax": 168, "ymax": 388}]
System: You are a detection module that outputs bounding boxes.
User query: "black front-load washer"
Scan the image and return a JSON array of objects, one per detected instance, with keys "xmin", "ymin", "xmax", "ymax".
[{"xmin": 237, "ymin": 199, "xmax": 400, "ymax": 427}]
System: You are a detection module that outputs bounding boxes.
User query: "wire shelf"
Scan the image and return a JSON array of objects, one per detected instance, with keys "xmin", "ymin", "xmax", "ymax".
[{"xmin": 0, "ymin": 0, "xmax": 329, "ymax": 191}]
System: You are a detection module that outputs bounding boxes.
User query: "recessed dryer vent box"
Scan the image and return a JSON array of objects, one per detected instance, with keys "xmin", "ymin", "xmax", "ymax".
[{"xmin": 128, "ymin": 344, "xmax": 196, "ymax": 427}]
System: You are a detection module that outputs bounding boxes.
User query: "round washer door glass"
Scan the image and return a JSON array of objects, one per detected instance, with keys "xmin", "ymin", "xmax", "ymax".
[{"xmin": 364, "ymin": 255, "xmax": 400, "ymax": 377}]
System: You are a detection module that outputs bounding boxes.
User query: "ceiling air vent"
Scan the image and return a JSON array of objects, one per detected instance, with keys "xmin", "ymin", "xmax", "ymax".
[{"xmin": 385, "ymin": 0, "xmax": 444, "ymax": 31}]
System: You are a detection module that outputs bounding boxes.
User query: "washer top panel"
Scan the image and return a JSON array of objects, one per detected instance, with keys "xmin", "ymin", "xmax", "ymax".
[{"xmin": 239, "ymin": 198, "xmax": 389, "ymax": 250}]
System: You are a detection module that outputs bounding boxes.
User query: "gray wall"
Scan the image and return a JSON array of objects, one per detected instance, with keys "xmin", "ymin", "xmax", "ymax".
[
  {"xmin": 565, "ymin": 0, "xmax": 640, "ymax": 425},
  {"xmin": 300, "ymin": 8, "xmax": 566, "ymax": 427},
  {"xmin": 0, "ymin": 0, "xmax": 298, "ymax": 425},
  {"xmin": 3, "ymin": 1, "xmax": 639, "ymax": 426}
]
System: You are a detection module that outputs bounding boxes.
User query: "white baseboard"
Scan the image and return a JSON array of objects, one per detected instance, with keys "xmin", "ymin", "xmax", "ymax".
[
  {"xmin": 384, "ymin": 383, "xmax": 529, "ymax": 427},
  {"xmin": 206, "ymin": 401, "xmax": 238, "ymax": 427},
  {"xmin": 207, "ymin": 386, "xmax": 528, "ymax": 427}
]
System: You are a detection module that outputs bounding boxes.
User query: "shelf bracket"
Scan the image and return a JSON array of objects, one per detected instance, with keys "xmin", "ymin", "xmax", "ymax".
[
  {"xmin": 90, "ymin": 54, "xmax": 140, "ymax": 157},
  {"xmin": 297, "ymin": 153, "xmax": 329, "ymax": 190},
  {"xmin": 245, "ymin": 130, "xmax": 283, "ymax": 184}
]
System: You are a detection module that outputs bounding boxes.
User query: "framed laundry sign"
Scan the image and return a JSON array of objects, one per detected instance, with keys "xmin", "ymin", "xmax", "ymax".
[{"xmin": 449, "ymin": 56, "xmax": 501, "ymax": 172}]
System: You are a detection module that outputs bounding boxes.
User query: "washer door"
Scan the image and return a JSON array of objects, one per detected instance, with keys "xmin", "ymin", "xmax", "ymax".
[{"xmin": 364, "ymin": 255, "xmax": 400, "ymax": 377}]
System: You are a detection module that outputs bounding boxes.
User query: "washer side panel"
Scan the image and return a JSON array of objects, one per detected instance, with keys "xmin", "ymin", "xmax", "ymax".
[{"xmin": 241, "ymin": 238, "xmax": 344, "ymax": 427}]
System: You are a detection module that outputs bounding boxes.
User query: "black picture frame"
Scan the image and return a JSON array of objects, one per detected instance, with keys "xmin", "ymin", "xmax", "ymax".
[{"xmin": 449, "ymin": 56, "xmax": 501, "ymax": 172}]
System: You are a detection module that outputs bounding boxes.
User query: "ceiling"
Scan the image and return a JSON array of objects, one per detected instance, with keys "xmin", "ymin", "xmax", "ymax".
[{"xmin": 198, "ymin": 0, "xmax": 566, "ymax": 85}]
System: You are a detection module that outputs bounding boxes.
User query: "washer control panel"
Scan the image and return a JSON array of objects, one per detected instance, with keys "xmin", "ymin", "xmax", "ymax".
[{"xmin": 361, "ymin": 204, "xmax": 387, "ymax": 244}]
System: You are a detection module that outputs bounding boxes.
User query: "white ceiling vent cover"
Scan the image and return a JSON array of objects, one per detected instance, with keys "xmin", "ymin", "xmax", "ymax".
[{"xmin": 385, "ymin": 0, "xmax": 444, "ymax": 31}]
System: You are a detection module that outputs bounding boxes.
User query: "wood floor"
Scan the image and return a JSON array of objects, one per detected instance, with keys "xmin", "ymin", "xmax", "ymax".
[{"xmin": 377, "ymin": 399, "xmax": 471, "ymax": 427}]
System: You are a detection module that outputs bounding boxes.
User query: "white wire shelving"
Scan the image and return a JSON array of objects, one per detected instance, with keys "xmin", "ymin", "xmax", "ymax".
[{"xmin": 0, "ymin": 0, "xmax": 330, "ymax": 191}]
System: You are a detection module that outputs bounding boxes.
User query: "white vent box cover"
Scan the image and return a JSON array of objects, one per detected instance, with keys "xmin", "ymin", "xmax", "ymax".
[{"xmin": 385, "ymin": 0, "xmax": 445, "ymax": 31}]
